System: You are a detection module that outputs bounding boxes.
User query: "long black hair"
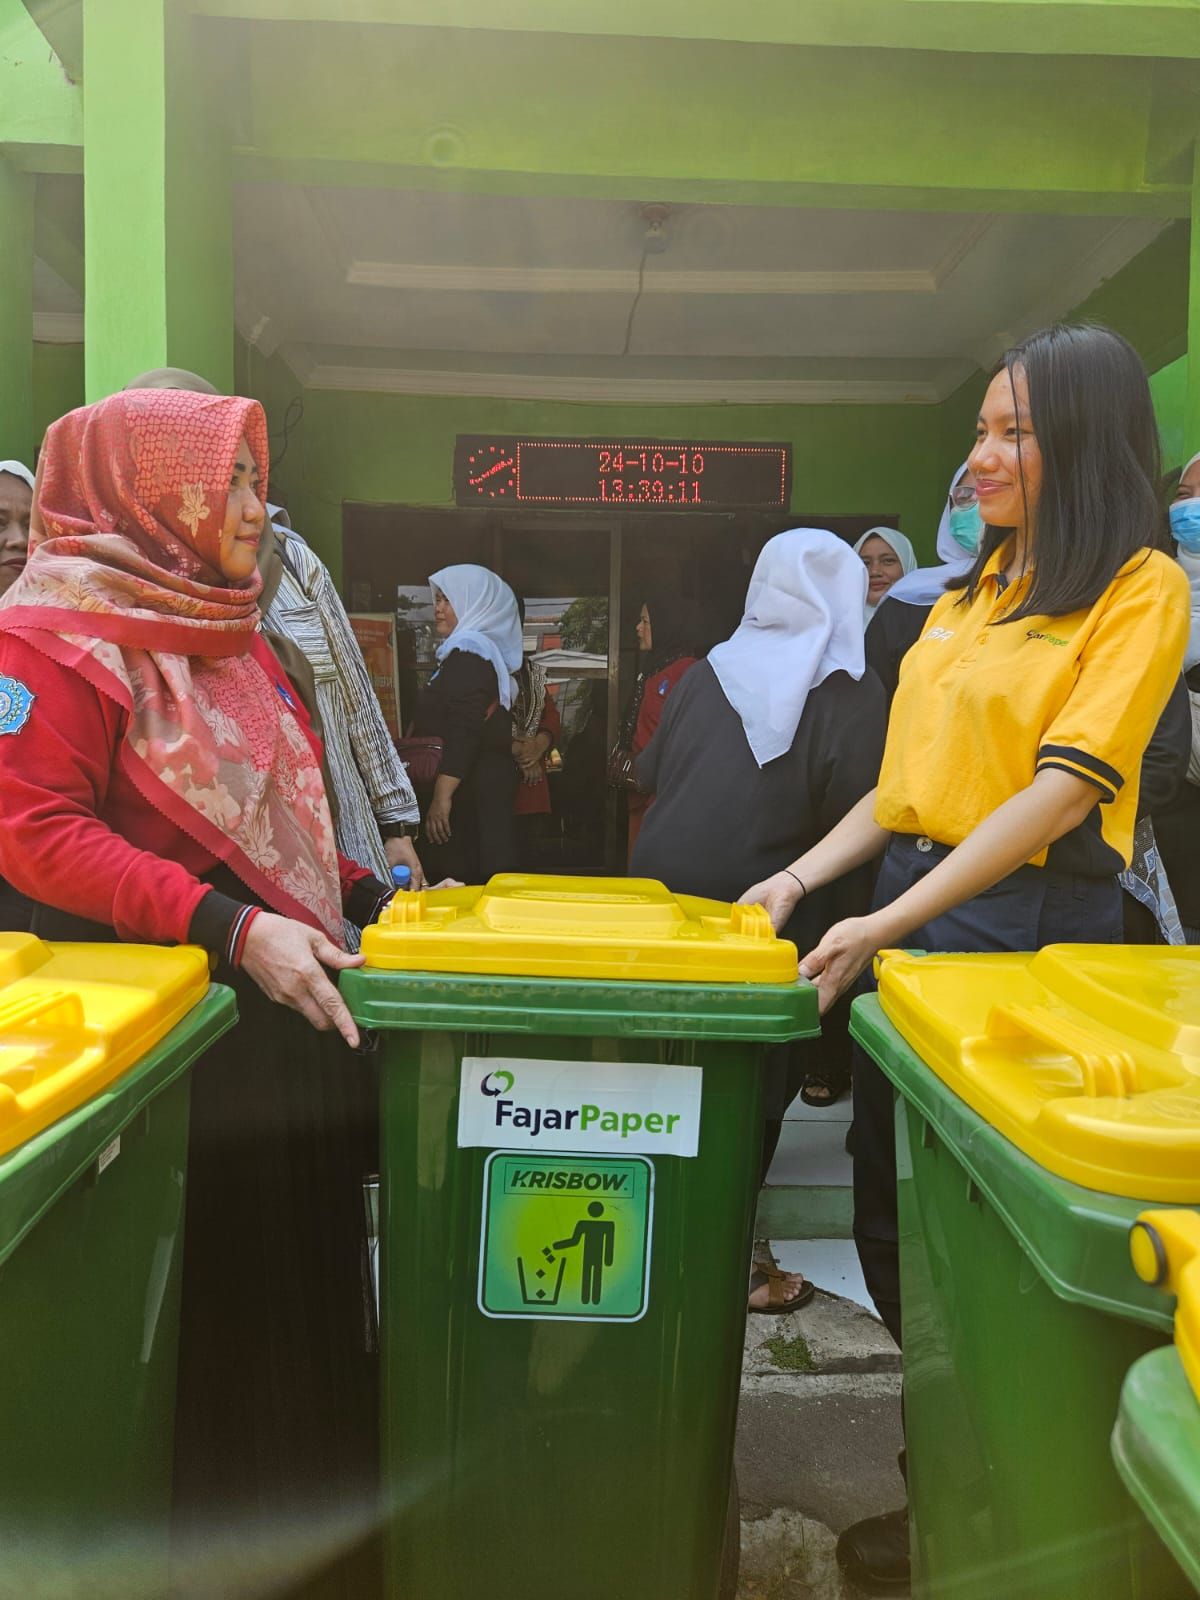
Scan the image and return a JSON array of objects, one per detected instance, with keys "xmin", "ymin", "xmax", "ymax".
[
  {"xmin": 641, "ymin": 588, "xmax": 704, "ymax": 673},
  {"xmin": 949, "ymin": 323, "xmax": 1162, "ymax": 622}
]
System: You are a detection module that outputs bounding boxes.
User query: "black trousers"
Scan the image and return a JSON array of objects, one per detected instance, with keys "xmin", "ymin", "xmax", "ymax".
[
  {"xmin": 421, "ymin": 754, "xmax": 518, "ymax": 885},
  {"xmin": 852, "ymin": 834, "xmax": 1122, "ymax": 1347}
]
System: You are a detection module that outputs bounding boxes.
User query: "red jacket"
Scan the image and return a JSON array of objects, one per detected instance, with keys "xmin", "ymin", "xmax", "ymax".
[
  {"xmin": 628, "ymin": 656, "xmax": 697, "ymax": 820},
  {"xmin": 0, "ymin": 631, "xmax": 376, "ymax": 955}
]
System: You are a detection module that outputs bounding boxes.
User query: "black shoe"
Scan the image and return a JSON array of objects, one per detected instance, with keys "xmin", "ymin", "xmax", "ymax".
[{"xmin": 836, "ymin": 1506, "xmax": 910, "ymax": 1592}]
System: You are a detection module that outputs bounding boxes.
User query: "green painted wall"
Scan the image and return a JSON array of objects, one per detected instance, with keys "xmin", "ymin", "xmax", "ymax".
[
  {"xmin": 1072, "ymin": 221, "xmax": 1191, "ymax": 371},
  {"xmin": 234, "ymin": 337, "xmax": 305, "ymax": 499},
  {"xmin": 272, "ymin": 390, "xmax": 955, "ymax": 585},
  {"xmin": 32, "ymin": 341, "xmax": 84, "ymax": 445},
  {"xmin": 0, "ymin": 156, "xmax": 34, "ymax": 462},
  {"xmin": 245, "ymin": 27, "xmax": 1179, "ymax": 216},
  {"xmin": 82, "ymin": 0, "xmax": 234, "ymax": 400}
]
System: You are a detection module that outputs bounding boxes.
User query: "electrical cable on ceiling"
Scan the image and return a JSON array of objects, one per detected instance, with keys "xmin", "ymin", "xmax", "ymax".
[
  {"xmin": 621, "ymin": 246, "xmax": 650, "ymax": 358},
  {"xmin": 271, "ymin": 394, "xmax": 304, "ymax": 473}
]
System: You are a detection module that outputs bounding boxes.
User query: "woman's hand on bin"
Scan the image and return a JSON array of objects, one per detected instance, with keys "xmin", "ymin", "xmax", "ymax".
[
  {"xmin": 799, "ymin": 916, "xmax": 881, "ymax": 1014},
  {"xmin": 738, "ymin": 870, "xmax": 804, "ymax": 934},
  {"xmin": 384, "ymin": 833, "xmax": 425, "ymax": 890},
  {"xmin": 240, "ymin": 913, "xmax": 365, "ymax": 1048}
]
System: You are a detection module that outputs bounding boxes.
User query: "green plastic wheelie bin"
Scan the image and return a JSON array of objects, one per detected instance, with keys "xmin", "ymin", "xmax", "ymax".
[
  {"xmin": 342, "ymin": 874, "xmax": 818, "ymax": 1600},
  {"xmin": 0, "ymin": 933, "xmax": 236, "ymax": 1600},
  {"xmin": 851, "ymin": 944, "xmax": 1200, "ymax": 1600},
  {"xmin": 1111, "ymin": 1208, "xmax": 1200, "ymax": 1594}
]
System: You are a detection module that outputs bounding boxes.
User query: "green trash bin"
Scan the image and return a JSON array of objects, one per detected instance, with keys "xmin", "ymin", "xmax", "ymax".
[
  {"xmin": 0, "ymin": 933, "xmax": 237, "ymax": 1600},
  {"xmin": 1111, "ymin": 1208, "xmax": 1200, "ymax": 1594},
  {"xmin": 343, "ymin": 874, "xmax": 818, "ymax": 1600},
  {"xmin": 851, "ymin": 944, "xmax": 1200, "ymax": 1600},
  {"xmin": 1112, "ymin": 1347, "xmax": 1200, "ymax": 1594}
]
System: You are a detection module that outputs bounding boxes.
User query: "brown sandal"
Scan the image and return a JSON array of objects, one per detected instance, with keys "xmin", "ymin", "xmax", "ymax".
[{"xmin": 748, "ymin": 1262, "xmax": 816, "ymax": 1315}]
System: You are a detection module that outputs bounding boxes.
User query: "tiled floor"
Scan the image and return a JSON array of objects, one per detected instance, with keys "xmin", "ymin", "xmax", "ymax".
[
  {"xmin": 764, "ymin": 1087, "xmax": 873, "ymax": 1313},
  {"xmin": 765, "ymin": 1115, "xmax": 852, "ymax": 1188}
]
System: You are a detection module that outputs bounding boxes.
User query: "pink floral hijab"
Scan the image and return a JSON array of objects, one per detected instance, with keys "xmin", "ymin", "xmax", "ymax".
[{"xmin": 0, "ymin": 389, "xmax": 343, "ymax": 941}]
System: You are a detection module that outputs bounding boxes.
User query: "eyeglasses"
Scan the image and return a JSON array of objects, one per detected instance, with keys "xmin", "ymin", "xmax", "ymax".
[{"xmin": 950, "ymin": 484, "xmax": 978, "ymax": 509}]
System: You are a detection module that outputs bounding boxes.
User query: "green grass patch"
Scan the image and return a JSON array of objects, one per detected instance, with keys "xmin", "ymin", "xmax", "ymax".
[{"xmin": 763, "ymin": 1331, "xmax": 815, "ymax": 1372}]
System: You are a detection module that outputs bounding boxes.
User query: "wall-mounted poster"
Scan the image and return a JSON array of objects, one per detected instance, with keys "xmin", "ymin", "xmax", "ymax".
[{"xmin": 349, "ymin": 612, "xmax": 403, "ymax": 740}]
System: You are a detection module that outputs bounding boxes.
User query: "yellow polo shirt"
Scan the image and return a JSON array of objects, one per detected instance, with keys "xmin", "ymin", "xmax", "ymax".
[{"xmin": 875, "ymin": 546, "xmax": 1190, "ymax": 869}]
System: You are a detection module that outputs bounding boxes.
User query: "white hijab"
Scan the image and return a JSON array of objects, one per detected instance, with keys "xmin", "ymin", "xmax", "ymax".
[
  {"xmin": 885, "ymin": 461, "xmax": 975, "ymax": 608},
  {"xmin": 1180, "ymin": 452, "xmax": 1200, "ymax": 672},
  {"xmin": 0, "ymin": 461, "xmax": 35, "ymax": 492},
  {"xmin": 708, "ymin": 528, "xmax": 867, "ymax": 768},
  {"xmin": 852, "ymin": 526, "xmax": 918, "ymax": 624},
  {"xmin": 430, "ymin": 564, "xmax": 523, "ymax": 710}
]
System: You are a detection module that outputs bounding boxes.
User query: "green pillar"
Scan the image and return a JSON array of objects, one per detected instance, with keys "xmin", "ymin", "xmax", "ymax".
[
  {"xmin": 1189, "ymin": 143, "xmax": 1200, "ymax": 449},
  {"xmin": 0, "ymin": 156, "xmax": 34, "ymax": 462},
  {"xmin": 82, "ymin": 0, "xmax": 233, "ymax": 401}
]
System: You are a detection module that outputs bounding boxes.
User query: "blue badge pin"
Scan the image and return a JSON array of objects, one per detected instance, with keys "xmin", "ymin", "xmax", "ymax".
[{"xmin": 0, "ymin": 676, "xmax": 34, "ymax": 736}]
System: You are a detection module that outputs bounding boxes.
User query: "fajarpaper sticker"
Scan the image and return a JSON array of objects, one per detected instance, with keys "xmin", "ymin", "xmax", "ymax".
[{"xmin": 457, "ymin": 1057, "xmax": 701, "ymax": 1157}]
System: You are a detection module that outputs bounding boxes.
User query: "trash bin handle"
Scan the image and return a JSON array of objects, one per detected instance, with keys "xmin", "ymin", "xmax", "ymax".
[
  {"xmin": 982, "ymin": 1003, "xmax": 1138, "ymax": 1099},
  {"xmin": 1131, "ymin": 1210, "xmax": 1200, "ymax": 1407},
  {"xmin": 0, "ymin": 988, "xmax": 84, "ymax": 1038}
]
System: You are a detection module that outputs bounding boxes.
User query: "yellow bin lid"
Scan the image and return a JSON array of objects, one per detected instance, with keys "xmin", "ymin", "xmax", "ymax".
[
  {"xmin": 876, "ymin": 945, "xmax": 1200, "ymax": 1202},
  {"xmin": 0, "ymin": 933, "xmax": 212, "ymax": 1159},
  {"xmin": 361, "ymin": 874, "xmax": 799, "ymax": 984}
]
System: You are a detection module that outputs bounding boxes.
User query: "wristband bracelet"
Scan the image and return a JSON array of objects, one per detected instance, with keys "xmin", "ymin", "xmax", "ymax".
[
  {"xmin": 784, "ymin": 868, "xmax": 807, "ymax": 898},
  {"xmin": 226, "ymin": 904, "xmax": 262, "ymax": 969},
  {"xmin": 380, "ymin": 821, "xmax": 419, "ymax": 841}
]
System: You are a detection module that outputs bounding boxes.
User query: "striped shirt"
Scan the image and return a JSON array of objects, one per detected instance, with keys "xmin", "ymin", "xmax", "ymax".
[{"xmin": 263, "ymin": 523, "xmax": 418, "ymax": 944}]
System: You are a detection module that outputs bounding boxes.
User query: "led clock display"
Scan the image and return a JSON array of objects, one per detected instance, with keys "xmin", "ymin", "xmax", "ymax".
[{"xmin": 454, "ymin": 436, "xmax": 791, "ymax": 512}]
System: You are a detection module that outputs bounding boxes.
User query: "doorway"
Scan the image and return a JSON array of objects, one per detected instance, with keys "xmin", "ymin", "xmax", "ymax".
[{"xmin": 342, "ymin": 505, "xmax": 897, "ymax": 874}]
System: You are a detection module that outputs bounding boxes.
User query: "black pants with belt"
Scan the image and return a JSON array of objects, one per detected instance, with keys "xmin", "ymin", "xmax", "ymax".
[{"xmin": 852, "ymin": 833, "xmax": 1123, "ymax": 1347}]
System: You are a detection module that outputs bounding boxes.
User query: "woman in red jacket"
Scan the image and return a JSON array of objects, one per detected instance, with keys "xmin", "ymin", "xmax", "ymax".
[{"xmin": 0, "ymin": 389, "xmax": 391, "ymax": 1568}]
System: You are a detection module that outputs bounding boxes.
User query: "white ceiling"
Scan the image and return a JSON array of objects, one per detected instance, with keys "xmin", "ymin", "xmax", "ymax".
[
  {"xmin": 33, "ymin": 181, "xmax": 1168, "ymax": 404},
  {"xmin": 232, "ymin": 186, "xmax": 1166, "ymax": 403}
]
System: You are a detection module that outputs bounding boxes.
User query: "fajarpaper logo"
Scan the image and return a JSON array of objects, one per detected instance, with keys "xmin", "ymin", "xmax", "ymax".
[
  {"xmin": 487, "ymin": 1088, "xmax": 683, "ymax": 1143},
  {"xmin": 1026, "ymin": 628, "xmax": 1068, "ymax": 647},
  {"xmin": 480, "ymin": 1069, "xmax": 515, "ymax": 1097},
  {"xmin": 458, "ymin": 1057, "xmax": 702, "ymax": 1157}
]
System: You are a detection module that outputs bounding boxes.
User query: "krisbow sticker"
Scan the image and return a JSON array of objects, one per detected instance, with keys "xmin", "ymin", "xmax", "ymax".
[
  {"xmin": 0, "ymin": 677, "xmax": 34, "ymax": 735},
  {"xmin": 477, "ymin": 1151, "xmax": 653, "ymax": 1322}
]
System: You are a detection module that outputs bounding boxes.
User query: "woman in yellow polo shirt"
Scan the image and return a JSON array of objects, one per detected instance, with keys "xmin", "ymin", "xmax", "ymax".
[{"xmin": 741, "ymin": 321, "xmax": 1191, "ymax": 1590}]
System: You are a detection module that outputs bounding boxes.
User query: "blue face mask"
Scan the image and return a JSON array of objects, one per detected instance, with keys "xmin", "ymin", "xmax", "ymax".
[
  {"xmin": 948, "ymin": 502, "xmax": 984, "ymax": 554},
  {"xmin": 1169, "ymin": 497, "xmax": 1200, "ymax": 555}
]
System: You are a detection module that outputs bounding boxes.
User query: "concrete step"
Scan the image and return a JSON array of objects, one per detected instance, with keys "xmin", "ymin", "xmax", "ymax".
[
  {"xmin": 737, "ymin": 1293, "xmax": 906, "ymax": 1599},
  {"xmin": 759, "ymin": 1107, "xmax": 854, "ymax": 1242}
]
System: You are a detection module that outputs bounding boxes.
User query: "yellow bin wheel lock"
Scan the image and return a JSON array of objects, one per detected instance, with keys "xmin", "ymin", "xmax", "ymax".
[
  {"xmin": 874, "ymin": 945, "xmax": 1200, "ymax": 1203},
  {"xmin": 362, "ymin": 874, "xmax": 799, "ymax": 985},
  {"xmin": 0, "ymin": 933, "xmax": 213, "ymax": 1158},
  {"xmin": 1131, "ymin": 1208, "xmax": 1200, "ymax": 1407}
]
